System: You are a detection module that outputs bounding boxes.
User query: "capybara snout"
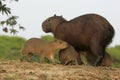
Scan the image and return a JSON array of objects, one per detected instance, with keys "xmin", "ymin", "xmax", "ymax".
[{"xmin": 53, "ymin": 39, "xmax": 68, "ymax": 50}]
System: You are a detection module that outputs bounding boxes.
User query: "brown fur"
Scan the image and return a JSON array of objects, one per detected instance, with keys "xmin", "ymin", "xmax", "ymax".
[
  {"xmin": 59, "ymin": 45, "xmax": 82, "ymax": 65},
  {"xmin": 80, "ymin": 51, "xmax": 113, "ymax": 67},
  {"xmin": 42, "ymin": 14, "xmax": 115, "ymax": 66},
  {"xmin": 20, "ymin": 38, "xmax": 68, "ymax": 63},
  {"xmin": 101, "ymin": 52, "xmax": 113, "ymax": 67}
]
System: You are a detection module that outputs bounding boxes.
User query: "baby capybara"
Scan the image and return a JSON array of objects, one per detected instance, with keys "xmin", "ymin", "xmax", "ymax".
[
  {"xmin": 59, "ymin": 45, "xmax": 82, "ymax": 65},
  {"xmin": 20, "ymin": 38, "xmax": 68, "ymax": 63},
  {"xmin": 101, "ymin": 52, "xmax": 113, "ymax": 67}
]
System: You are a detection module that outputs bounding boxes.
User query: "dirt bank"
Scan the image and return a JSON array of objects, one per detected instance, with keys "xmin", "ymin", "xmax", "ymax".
[{"xmin": 0, "ymin": 60, "xmax": 120, "ymax": 80}]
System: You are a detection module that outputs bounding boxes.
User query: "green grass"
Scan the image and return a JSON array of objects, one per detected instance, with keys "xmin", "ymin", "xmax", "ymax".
[
  {"xmin": 0, "ymin": 35, "xmax": 120, "ymax": 68},
  {"xmin": 0, "ymin": 35, "xmax": 26, "ymax": 60},
  {"xmin": 107, "ymin": 45, "xmax": 120, "ymax": 68}
]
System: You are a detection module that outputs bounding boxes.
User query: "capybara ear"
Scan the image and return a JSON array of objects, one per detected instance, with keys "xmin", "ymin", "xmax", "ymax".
[
  {"xmin": 54, "ymin": 14, "xmax": 57, "ymax": 17},
  {"xmin": 60, "ymin": 15, "xmax": 63, "ymax": 18}
]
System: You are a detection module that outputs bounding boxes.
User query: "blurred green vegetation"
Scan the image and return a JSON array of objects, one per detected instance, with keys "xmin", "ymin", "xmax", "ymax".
[
  {"xmin": 41, "ymin": 35, "xmax": 54, "ymax": 42},
  {"xmin": 0, "ymin": 35, "xmax": 26, "ymax": 59},
  {"xmin": 0, "ymin": 35, "xmax": 120, "ymax": 68},
  {"xmin": 107, "ymin": 45, "xmax": 120, "ymax": 68}
]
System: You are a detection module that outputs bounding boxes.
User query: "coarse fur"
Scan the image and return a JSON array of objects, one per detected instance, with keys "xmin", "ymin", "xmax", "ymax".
[
  {"xmin": 42, "ymin": 13, "xmax": 115, "ymax": 66},
  {"xmin": 59, "ymin": 45, "xmax": 82, "ymax": 65},
  {"xmin": 20, "ymin": 38, "xmax": 68, "ymax": 63},
  {"xmin": 101, "ymin": 52, "xmax": 113, "ymax": 67},
  {"xmin": 81, "ymin": 51, "xmax": 113, "ymax": 67}
]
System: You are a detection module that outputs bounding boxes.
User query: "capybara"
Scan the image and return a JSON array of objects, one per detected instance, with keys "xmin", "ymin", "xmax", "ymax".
[
  {"xmin": 101, "ymin": 52, "xmax": 113, "ymax": 67},
  {"xmin": 81, "ymin": 51, "xmax": 113, "ymax": 67},
  {"xmin": 20, "ymin": 38, "xmax": 68, "ymax": 63},
  {"xmin": 59, "ymin": 45, "xmax": 82, "ymax": 65},
  {"xmin": 42, "ymin": 14, "xmax": 115, "ymax": 66}
]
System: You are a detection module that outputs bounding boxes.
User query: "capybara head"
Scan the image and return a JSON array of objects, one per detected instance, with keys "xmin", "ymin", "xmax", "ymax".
[
  {"xmin": 42, "ymin": 14, "xmax": 66, "ymax": 33},
  {"xmin": 51, "ymin": 39, "xmax": 68, "ymax": 50}
]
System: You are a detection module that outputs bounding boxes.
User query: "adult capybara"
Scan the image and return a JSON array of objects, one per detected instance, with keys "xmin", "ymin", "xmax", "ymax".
[
  {"xmin": 81, "ymin": 51, "xmax": 113, "ymax": 67},
  {"xmin": 20, "ymin": 38, "xmax": 68, "ymax": 63},
  {"xmin": 59, "ymin": 45, "xmax": 82, "ymax": 65},
  {"xmin": 42, "ymin": 13, "xmax": 115, "ymax": 66}
]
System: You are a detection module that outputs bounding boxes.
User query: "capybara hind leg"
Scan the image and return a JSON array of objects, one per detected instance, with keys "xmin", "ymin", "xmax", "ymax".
[
  {"xmin": 91, "ymin": 47, "xmax": 103, "ymax": 66},
  {"xmin": 90, "ymin": 39, "xmax": 104, "ymax": 66}
]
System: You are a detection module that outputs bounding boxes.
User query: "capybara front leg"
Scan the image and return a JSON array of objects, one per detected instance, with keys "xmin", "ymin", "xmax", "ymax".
[
  {"xmin": 49, "ymin": 54, "xmax": 55, "ymax": 63},
  {"xmin": 20, "ymin": 50, "xmax": 24, "ymax": 62},
  {"xmin": 27, "ymin": 52, "xmax": 33, "ymax": 62},
  {"xmin": 40, "ymin": 55, "xmax": 44, "ymax": 63}
]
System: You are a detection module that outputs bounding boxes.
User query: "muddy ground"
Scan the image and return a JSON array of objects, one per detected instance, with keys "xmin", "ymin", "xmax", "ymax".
[{"xmin": 0, "ymin": 60, "xmax": 120, "ymax": 80}]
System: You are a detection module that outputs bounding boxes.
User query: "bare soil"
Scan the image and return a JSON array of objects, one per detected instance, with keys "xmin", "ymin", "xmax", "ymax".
[{"xmin": 0, "ymin": 60, "xmax": 120, "ymax": 80}]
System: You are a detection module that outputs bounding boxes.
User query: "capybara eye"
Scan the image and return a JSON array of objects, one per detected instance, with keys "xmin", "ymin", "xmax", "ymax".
[
  {"xmin": 59, "ymin": 41, "xmax": 62, "ymax": 44},
  {"xmin": 47, "ymin": 19, "xmax": 50, "ymax": 21}
]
